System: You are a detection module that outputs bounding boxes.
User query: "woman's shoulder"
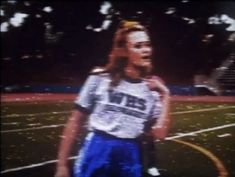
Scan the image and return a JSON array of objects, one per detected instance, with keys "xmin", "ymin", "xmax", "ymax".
[
  {"xmin": 89, "ymin": 66, "xmax": 110, "ymax": 77},
  {"xmin": 147, "ymin": 75, "xmax": 165, "ymax": 84}
]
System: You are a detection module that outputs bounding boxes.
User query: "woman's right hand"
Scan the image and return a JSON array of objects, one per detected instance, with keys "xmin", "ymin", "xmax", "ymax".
[
  {"xmin": 144, "ymin": 75, "xmax": 170, "ymax": 96},
  {"xmin": 55, "ymin": 165, "xmax": 70, "ymax": 177}
]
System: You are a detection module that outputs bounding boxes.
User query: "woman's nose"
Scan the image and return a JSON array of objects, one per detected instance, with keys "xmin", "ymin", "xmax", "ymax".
[{"xmin": 142, "ymin": 46, "xmax": 152, "ymax": 54}]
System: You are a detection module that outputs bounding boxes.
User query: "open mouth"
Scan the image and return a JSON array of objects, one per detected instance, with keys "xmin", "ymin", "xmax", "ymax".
[
  {"xmin": 142, "ymin": 56, "xmax": 151, "ymax": 61},
  {"xmin": 142, "ymin": 56, "xmax": 150, "ymax": 60}
]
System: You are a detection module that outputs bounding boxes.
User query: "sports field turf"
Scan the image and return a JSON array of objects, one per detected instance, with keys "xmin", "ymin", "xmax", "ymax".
[{"xmin": 1, "ymin": 95, "xmax": 235, "ymax": 177}]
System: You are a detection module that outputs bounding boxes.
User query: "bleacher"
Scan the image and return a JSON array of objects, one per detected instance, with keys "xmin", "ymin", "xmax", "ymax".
[
  {"xmin": 216, "ymin": 53, "xmax": 235, "ymax": 95},
  {"xmin": 193, "ymin": 53, "xmax": 235, "ymax": 96},
  {"xmin": 217, "ymin": 61, "xmax": 235, "ymax": 89}
]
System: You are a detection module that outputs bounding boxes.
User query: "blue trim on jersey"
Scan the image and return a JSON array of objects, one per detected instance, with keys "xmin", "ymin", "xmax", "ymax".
[
  {"xmin": 73, "ymin": 131, "xmax": 142, "ymax": 177},
  {"xmin": 74, "ymin": 104, "xmax": 91, "ymax": 114}
]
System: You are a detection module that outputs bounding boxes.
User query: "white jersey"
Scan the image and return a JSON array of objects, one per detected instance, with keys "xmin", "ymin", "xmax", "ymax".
[{"xmin": 75, "ymin": 73, "xmax": 162, "ymax": 139}]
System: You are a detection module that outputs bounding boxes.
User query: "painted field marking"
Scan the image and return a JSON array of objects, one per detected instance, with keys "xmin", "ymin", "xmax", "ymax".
[
  {"xmin": 0, "ymin": 156, "xmax": 77, "ymax": 174},
  {"xmin": 1, "ymin": 123, "xmax": 234, "ymax": 174},
  {"xmin": 171, "ymin": 105, "xmax": 235, "ymax": 115},
  {"xmin": 1, "ymin": 124, "xmax": 65, "ymax": 133},
  {"xmin": 1, "ymin": 106, "xmax": 235, "ymax": 133},
  {"xmin": 172, "ymin": 139, "xmax": 228, "ymax": 177},
  {"xmin": 217, "ymin": 133, "xmax": 232, "ymax": 138},
  {"xmin": 164, "ymin": 123, "xmax": 235, "ymax": 140},
  {"xmin": 2, "ymin": 105, "xmax": 234, "ymax": 119},
  {"xmin": 2, "ymin": 111, "xmax": 70, "ymax": 118}
]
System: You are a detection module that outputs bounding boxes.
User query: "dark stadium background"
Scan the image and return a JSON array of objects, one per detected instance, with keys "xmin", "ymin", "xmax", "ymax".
[
  {"xmin": 1, "ymin": 1, "xmax": 235, "ymax": 94},
  {"xmin": 1, "ymin": 2, "xmax": 235, "ymax": 177}
]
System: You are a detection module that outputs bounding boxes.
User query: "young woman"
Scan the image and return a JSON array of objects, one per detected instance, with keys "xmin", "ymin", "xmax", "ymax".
[{"xmin": 55, "ymin": 20, "xmax": 171, "ymax": 177}]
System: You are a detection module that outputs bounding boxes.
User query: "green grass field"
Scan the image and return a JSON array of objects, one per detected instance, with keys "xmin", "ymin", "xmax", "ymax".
[{"xmin": 1, "ymin": 100, "xmax": 235, "ymax": 177}]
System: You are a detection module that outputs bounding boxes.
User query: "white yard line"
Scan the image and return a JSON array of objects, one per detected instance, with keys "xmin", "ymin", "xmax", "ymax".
[
  {"xmin": 1, "ymin": 124, "xmax": 65, "ymax": 133},
  {"xmin": 164, "ymin": 123, "xmax": 235, "ymax": 140},
  {"xmin": 1, "ymin": 156, "xmax": 77, "ymax": 174},
  {"xmin": 171, "ymin": 105, "xmax": 235, "ymax": 115},
  {"xmin": 1, "ymin": 105, "xmax": 235, "ymax": 133},
  {"xmin": 1, "ymin": 123, "xmax": 235, "ymax": 174},
  {"xmin": 1, "ymin": 106, "xmax": 235, "ymax": 133},
  {"xmin": 2, "ymin": 105, "xmax": 234, "ymax": 118},
  {"xmin": 2, "ymin": 111, "xmax": 71, "ymax": 118}
]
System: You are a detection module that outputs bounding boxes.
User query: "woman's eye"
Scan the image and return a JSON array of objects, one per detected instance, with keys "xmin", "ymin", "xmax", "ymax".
[
  {"xmin": 143, "ymin": 42, "xmax": 151, "ymax": 47},
  {"xmin": 146, "ymin": 43, "xmax": 151, "ymax": 47},
  {"xmin": 134, "ymin": 44, "xmax": 141, "ymax": 49}
]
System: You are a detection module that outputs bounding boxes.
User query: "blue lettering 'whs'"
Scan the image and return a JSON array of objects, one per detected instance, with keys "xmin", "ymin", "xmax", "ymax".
[
  {"xmin": 108, "ymin": 90, "xmax": 146, "ymax": 111},
  {"xmin": 108, "ymin": 90, "xmax": 125, "ymax": 104},
  {"xmin": 75, "ymin": 74, "xmax": 162, "ymax": 139}
]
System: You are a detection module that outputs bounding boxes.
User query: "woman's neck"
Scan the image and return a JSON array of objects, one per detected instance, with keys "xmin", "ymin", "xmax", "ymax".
[{"xmin": 124, "ymin": 65, "xmax": 141, "ymax": 79}]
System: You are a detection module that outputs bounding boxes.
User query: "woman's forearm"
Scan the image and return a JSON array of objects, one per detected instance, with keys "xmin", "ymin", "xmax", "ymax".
[
  {"xmin": 57, "ymin": 110, "xmax": 86, "ymax": 167},
  {"xmin": 155, "ymin": 93, "xmax": 171, "ymax": 128},
  {"xmin": 152, "ymin": 91, "xmax": 171, "ymax": 140}
]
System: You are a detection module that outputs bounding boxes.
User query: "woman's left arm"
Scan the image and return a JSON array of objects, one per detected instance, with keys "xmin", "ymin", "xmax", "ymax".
[{"xmin": 145, "ymin": 76, "xmax": 172, "ymax": 140}]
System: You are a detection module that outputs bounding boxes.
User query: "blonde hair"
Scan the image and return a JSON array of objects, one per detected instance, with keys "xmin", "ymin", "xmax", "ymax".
[{"xmin": 105, "ymin": 20, "xmax": 152, "ymax": 87}]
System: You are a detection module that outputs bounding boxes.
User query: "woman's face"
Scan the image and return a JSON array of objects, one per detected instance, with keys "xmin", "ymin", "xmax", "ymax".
[{"xmin": 126, "ymin": 31, "xmax": 152, "ymax": 68}]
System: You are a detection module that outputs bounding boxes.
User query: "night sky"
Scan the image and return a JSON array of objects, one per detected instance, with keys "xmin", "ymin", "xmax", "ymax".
[{"xmin": 1, "ymin": 1, "xmax": 235, "ymax": 85}]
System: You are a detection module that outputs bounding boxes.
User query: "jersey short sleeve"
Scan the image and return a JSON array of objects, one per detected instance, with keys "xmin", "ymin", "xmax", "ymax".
[{"xmin": 74, "ymin": 75, "xmax": 100, "ymax": 113}]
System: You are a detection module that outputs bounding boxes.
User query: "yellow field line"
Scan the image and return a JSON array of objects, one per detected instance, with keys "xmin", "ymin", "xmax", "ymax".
[{"xmin": 172, "ymin": 139, "xmax": 228, "ymax": 177}]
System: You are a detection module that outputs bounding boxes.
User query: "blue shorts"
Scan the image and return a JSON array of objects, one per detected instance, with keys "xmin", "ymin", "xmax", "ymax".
[{"xmin": 73, "ymin": 131, "xmax": 142, "ymax": 177}]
